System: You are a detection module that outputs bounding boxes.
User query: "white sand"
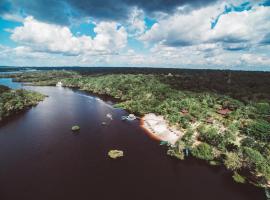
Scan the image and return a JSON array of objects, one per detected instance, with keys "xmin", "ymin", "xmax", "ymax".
[{"xmin": 141, "ymin": 113, "xmax": 183, "ymax": 145}]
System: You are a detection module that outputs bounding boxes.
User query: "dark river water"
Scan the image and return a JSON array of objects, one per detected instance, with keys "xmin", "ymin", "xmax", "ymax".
[{"xmin": 0, "ymin": 79, "xmax": 265, "ymax": 200}]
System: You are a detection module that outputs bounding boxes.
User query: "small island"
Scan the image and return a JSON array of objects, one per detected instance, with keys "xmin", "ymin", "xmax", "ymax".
[
  {"xmin": 71, "ymin": 125, "xmax": 80, "ymax": 132},
  {"xmin": 108, "ymin": 150, "xmax": 124, "ymax": 159}
]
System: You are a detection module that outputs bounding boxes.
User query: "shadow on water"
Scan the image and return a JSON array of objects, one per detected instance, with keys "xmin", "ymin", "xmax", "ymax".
[{"xmin": 0, "ymin": 84, "xmax": 266, "ymax": 200}]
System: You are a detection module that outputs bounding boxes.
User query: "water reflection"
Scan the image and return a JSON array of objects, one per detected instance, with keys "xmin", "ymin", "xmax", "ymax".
[{"xmin": 0, "ymin": 78, "xmax": 22, "ymax": 89}]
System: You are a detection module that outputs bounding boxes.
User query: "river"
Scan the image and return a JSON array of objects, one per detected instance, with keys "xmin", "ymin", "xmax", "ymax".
[{"xmin": 0, "ymin": 78, "xmax": 265, "ymax": 200}]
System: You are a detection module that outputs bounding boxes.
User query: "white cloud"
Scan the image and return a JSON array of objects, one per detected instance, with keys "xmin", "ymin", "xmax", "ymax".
[
  {"xmin": 139, "ymin": 4, "xmax": 219, "ymax": 45},
  {"xmin": 126, "ymin": 8, "xmax": 146, "ymax": 37},
  {"xmin": 2, "ymin": 13, "xmax": 24, "ymax": 22},
  {"xmin": 210, "ymin": 6, "xmax": 270, "ymax": 45},
  {"xmin": 92, "ymin": 22, "xmax": 127, "ymax": 51},
  {"xmin": 1, "ymin": 3, "xmax": 270, "ymax": 70},
  {"xmin": 240, "ymin": 53, "xmax": 270, "ymax": 66},
  {"xmin": 1, "ymin": 42, "xmax": 270, "ymax": 70},
  {"xmin": 140, "ymin": 3, "xmax": 270, "ymax": 47},
  {"xmin": 11, "ymin": 16, "xmax": 127, "ymax": 55},
  {"xmin": 135, "ymin": 2, "xmax": 270, "ymax": 70}
]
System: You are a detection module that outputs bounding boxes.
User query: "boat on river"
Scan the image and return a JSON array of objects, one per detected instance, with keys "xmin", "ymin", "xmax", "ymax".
[
  {"xmin": 121, "ymin": 114, "xmax": 136, "ymax": 121},
  {"xmin": 56, "ymin": 82, "xmax": 63, "ymax": 87}
]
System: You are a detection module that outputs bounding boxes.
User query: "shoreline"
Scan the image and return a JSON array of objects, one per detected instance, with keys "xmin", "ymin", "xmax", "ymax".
[
  {"xmin": 140, "ymin": 113, "xmax": 183, "ymax": 145},
  {"xmin": 2, "ymin": 77, "xmax": 269, "ymax": 191}
]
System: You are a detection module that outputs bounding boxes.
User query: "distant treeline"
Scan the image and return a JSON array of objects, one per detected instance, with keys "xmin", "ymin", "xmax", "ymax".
[{"xmin": 1, "ymin": 67, "xmax": 270, "ymax": 102}]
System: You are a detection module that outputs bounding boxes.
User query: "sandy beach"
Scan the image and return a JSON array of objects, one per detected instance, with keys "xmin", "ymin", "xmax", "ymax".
[{"xmin": 141, "ymin": 113, "xmax": 183, "ymax": 145}]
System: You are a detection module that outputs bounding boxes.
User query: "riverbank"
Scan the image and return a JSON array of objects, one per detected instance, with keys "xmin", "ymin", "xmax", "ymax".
[
  {"xmin": 141, "ymin": 113, "xmax": 183, "ymax": 145},
  {"xmin": 1, "ymin": 71, "xmax": 270, "ymax": 189},
  {"xmin": 0, "ymin": 83, "xmax": 264, "ymax": 200},
  {"xmin": 0, "ymin": 84, "xmax": 46, "ymax": 122}
]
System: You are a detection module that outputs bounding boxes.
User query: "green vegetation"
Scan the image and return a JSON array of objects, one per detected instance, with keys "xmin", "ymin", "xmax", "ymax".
[
  {"xmin": 71, "ymin": 125, "xmax": 80, "ymax": 132},
  {"xmin": 108, "ymin": 150, "xmax": 124, "ymax": 159},
  {"xmin": 4, "ymin": 70, "xmax": 270, "ymax": 188},
  {"xmin": 167, "ymin": 141, "xmax": 185, "ymax": 160},
  {"xmin": 191, "ymin": 143, "xmax": 215, "ymax": 161},
  {"xmin": 0, "ymin": 85, "xmax": 45, "ymax": 121},
  {"xmin": 209, "ymin": 160, "xmax": 220, "ymax": 166},
  {"xmin": 232, "ymin": 172, "xmax": 246, "ymax": 184},
  {"xmin": 224, "ymin": 152, "xmax": 242, "ymax": 171},
  {"xmin": 2, "ymin": 70, "xmax": 80, "ymax": 86},
  {"xmin": 242, "ymin": 147, "xmax": 270, "ymax": 181},
  {"xmin": 242, "ymin": 119, "xmax": 270, "ymax": 142}
]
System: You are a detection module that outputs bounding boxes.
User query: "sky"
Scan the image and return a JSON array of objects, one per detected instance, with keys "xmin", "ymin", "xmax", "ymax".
[{"xmin": 0, "ymin": 0, "xmax": 270, "ymax": 70}]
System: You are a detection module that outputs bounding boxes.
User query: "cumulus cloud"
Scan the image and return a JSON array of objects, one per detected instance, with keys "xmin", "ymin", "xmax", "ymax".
[
  {"xmin": 240, "ymin": 53, "xmax": 270, "ymax": 66},
  {"xmin": 1, "ymin": 0, "xmax": 270, "ymax": 70},
  {"xmin": 0, "ymin": 45, "xmax": 57, "ymax": 66},
  {"xmin": 140, "ymin": 3, "xmax": 270, "ymax": 49},
  {"xmin": 92, "ymin": 22, "xmax": 127, "ymax": 52},
  {"xmin": 126, "ymin": 8, "xmax": 146, "ymax": 37},
  {"xmin": 11, "ymin": 16, "xmax": 127, "ymax": 55}
]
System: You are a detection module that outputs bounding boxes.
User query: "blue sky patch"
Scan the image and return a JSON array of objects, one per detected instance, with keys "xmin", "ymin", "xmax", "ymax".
[
  {"xmin": 127, "ymin": 38, "xmax": 148, "ymax": 53},
  {"xmin": 260, "ymin": 0, "xmax": 270, "ymax": 6},
  {"xmin": 70, "ymin": 21, "xmax": 96, "ymax": 37},
  {"xmin": 0, "ymin": 17, "xmax": 21, "ymax": 47},
  {"xmin": 144, "ymin": 17, "xmax": 157, "ymax": 30},
  {"xmin": 211, "ymin": 2, "xmax": 252, "ymax": 29}
]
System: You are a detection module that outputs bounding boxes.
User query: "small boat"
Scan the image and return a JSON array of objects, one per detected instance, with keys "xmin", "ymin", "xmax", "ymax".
[
  {"xmin": 160, "ymin": 141, "xmax": 168, "ymax": 146},
  {"xmin": 121, "ymin": 114, "xmax": 136, "ymax": 121},
  {"xmin": 127, "ymin": 114, "xmax": 136, "ymax": 120},
  {"xmin": 56, "ymin": 81, "xmax": 63, "ymax": 87},
  {"xmin": 106, "ymin": 113, "xmax": 113, "ymax": 120}
]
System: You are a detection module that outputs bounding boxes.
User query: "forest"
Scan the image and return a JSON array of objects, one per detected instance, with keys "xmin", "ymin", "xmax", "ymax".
[
  {"xmin": 0, "ymin": 85, "xmax": 45, "ymax": 121},
  {"xmin": 2, "ymin": 70, "xmax": 270, "ymax": 188}
]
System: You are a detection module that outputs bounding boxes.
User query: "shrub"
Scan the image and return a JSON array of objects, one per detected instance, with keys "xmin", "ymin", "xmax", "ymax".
[
  {"xmin": 255, "ymin": 102, "xmax": 270, "ymax": 115},
  {"xmin": 241, "ymin": 137, "xmax": 266, "ymax": 153},
  {"xmin": 209, "ymin": 160, "xmax": 220, "ymax": 166},
  {"xmin": 242, "ymin": 120, "xmax": 270, "ymax": 142},
  {"xmin": 221, "ymin": 98, "xmax": 243, "ymax": 110},
  {"xmin": 243, "ymin": 147, "xmax": 265, "ymax": 167},
  {"xmin": 191, "ymin": 143, "xmax": 215, "ymax": 161},
  {"xmin": 232, "ymin": 172, "xmax": 246, "ymax": 184},
  {"xmin": 167, "ymin": 141, "xmax": 185, "ymax": 160},
  {"xmin": 198, "ymin": 125, "xmax": 224, "ymax": 147},
  {"xmin": 242, "ymin": 147, "xmax": 270, "ymax": 180},
  {"xmin": 182, "ymin": 128, "xmax": 194, "ymax": 147},
  {"xmin": 224, "ymin": 152, "xmax": 242, "ymax": 171}
]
